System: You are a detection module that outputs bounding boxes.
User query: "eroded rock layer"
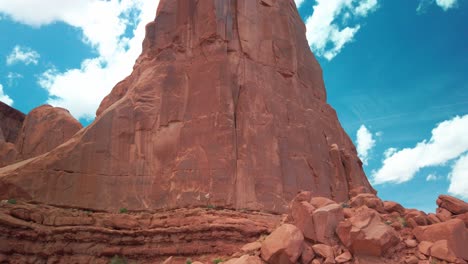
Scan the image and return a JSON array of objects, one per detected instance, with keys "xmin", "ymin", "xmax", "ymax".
[
  {"xmin": 0, "ymin": 0, "xmax": 374, "ymax": 213},
  {"xmin": 0, "ymin": 202, "xmax": 280, "ymax": 264}
]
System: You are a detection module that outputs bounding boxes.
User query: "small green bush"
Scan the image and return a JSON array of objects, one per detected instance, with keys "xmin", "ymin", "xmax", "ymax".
[
  {"xmin": 119, "ymin": 208, "xmax": 128, "ymax": 214},
  {"xmin": 110, "ymin": 255, "xmax": 127, "ymax": 264},
  {"xmin": 213, "ymin": 259, "xmax": 223, "ymax": 264},
  {"xmin": 341, "ymin": 202, "xmax": 350, "ymax": 208},
  {"xmin": 7, "ymin": 199, "xmax": 16, "ymax": 205},
  {"xmin": 186, "ymin": 258, "xmax": 193, "ymax": 264},
  {"xmin": 206, "ymin": 204, "xmax": 216, "ymax": 209},
  {"xmin": 398, "ymin": 217, "xmax": 407, "ymax": 227}
]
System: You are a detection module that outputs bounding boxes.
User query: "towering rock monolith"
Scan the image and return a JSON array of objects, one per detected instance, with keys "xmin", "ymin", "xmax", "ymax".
[{"xmin": 0, "ymin": 0, "xmax": 374, "ymax": 213}]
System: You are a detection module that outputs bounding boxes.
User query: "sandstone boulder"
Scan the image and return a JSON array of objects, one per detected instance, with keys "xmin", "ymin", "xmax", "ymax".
[
  {"xmin": 311, "ymin": 244, "xmax": 335, "ymax": 262},
  {"xmin": 413, "ymin": 219, "xmax": 468, "ymax": 260},
  {"xmin": 261, "ymin": 224, "xmax": 304, "ymax": 264},
  {"xmin": 312, "ymin": 203, "xmax": 344, "ymax": 244},
  {"xmin": 437, "ymin": 195, "xmax": 468, "ymax": 215},
  {"xmin": 429, "ymin": 240, "xmax": 458, "ymax": 263},
  {"xmin": 383, "ymin": 201, "xmax": 405, "ymax": 215},
  {"xmin": 336, "ymin": 206, "xmax": 399, "ymax": 256},
  {"xmin": 291, "ymin": 200, "xmax": 316, "ymax": 240},
  {"xmin": 350, "ymin": 194, "xmax": 385, "ymax": 213}
]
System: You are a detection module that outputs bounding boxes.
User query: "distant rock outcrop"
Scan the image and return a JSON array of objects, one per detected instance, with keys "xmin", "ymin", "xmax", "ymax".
[
  {"xmin": 0, "ymin": 101, "xmax": 25, "ymax": 144},
  {"xmin": 0, "ymin": 0, "xmax": 374, "ymax": 213},
  {"xmin": 0, "ymin": 105, "xmax": 82, "ymax": 167}
]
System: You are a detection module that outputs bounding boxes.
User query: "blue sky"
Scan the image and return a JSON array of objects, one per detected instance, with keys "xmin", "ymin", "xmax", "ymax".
[{"xmin": 0, "ymin": 0, "xmax": 467, "ymax": 212}]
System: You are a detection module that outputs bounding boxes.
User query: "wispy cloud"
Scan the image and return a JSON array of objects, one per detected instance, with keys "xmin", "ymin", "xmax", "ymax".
[
  {"xmin": 417, "ymin": 0, "xmax": 459, "ymax": 13},
  {"xmin": 0, "ymin": 0, "xmax": 160, "ymax": 120},
  {"xmin": 0, "ymin": 84, "xmax": 13, "ymax": 106},
  {"xmin": 6, "ymin": 72, "xmax": 23, "ymax": 86},
  {"xmin": 6, "ymin": 45, "xmax": 40, "ymax": 66},
  {"xmin": 304, "ymin": 0, "xmax": 379, "ymax": 60},
  {"xmin": 426, "ymin": 173, "xmax": 439, "ymax": 181},
  {"xmin": 356, "ymin": 125, "xmax": 377, "ymax": 165},
  {"xmin": 373, "ymin": 115, "xmax": 468, "ymax": 185}
]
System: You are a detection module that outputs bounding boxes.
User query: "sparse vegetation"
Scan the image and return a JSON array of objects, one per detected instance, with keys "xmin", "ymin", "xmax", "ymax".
[
  {"xmin": 119, "ymin": 208, "xmax": 128, "ymax": 214},
  {"xmin": 206, "ymin": 204, "xmax": 216, "ymax": 209},
  {"xmin": 213, "ymin": 259, "xmax": 223, "ymax": 264},
  {"xmin": 110, "ymin": 255, "xmax": 127, "ymax": 264},
  {"xmin": 7, "ymin": 199, "xmax": 16, "ymax": 205},
  {"xmin": 341, "ymin": 202, "xmax": 350, "ymax": 208},
  {"xmin": 186, "ymin": 258, "xmax": 193, "ymax": 264},
  {"xmin": 398, "ymin": 217, "xmax": 407, "ymax": 227}
]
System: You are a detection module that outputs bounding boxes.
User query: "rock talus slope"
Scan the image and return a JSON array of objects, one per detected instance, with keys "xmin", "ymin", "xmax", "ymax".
[{"xmin": 0, "ymin": 0, "xmax": 374, "ymax": 213}]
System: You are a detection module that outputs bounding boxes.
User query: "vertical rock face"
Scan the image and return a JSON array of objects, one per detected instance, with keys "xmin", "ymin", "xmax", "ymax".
[
  {"xmin": 0, "ymin": 101, "xmax": 25, "ymax": 144},
  {"xmin": 0, "ymin": 0, "xmax": 374, "ymax": 213}
]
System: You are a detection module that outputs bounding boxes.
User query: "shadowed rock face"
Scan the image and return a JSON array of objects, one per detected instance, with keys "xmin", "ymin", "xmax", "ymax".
[
  {"xmin": 0, "ymin": 101, "xmax": 25, "ymax": 144},
  {"xmin": 0, "ymin": 0, "xmax": 374, "ymax": 213}
]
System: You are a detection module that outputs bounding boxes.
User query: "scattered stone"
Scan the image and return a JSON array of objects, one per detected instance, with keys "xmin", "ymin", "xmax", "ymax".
[
  {"xmin": 405, "ymin": 239, "xmax": 418, "ymax": 248},
  {"xmin": 414, "ymin": 219, "xmax": 468, "ymax": 260},
  {"xmin": 349, "ymin": 194, "xmax": 385, "ymax": 213},
  {"xmin": 336, "ymin": 206, "xmax": 399, "ymax": 256},
  {"xmin": 335, "ymin": 251, "xmax": 352, "ymax": 263},
  {"xmin": 261, "ymin": 224, "xmax": 304, "ymax": 264},
  {"xmin": 418, "ymin": 241, "xmax": 433, "ymax": 256},
  {"xmin": 437, "ymin": 195, "xmax": 468, "ymax": 215},
  {"xmin": 300, "ymin": 243, "xmax": 315, "ymax": 264},
  {"xmin": 241, "ymin": 241, "xmax": 262, "ymax": 253},
  {"xmin": 384, "ymin": 201, "xmax": 405, "ymax": 215}
]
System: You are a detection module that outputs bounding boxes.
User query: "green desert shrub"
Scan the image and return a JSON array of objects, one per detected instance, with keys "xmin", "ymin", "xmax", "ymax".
[{"xmin": 110, "ymin": 255, "xmax": 127, "ymax": 264}]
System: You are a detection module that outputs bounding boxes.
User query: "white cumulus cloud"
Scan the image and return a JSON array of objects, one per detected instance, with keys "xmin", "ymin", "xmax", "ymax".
[
  {"xmin": 0, "ymin": 84, "xmax": 14, "ymax": 106},
  {"xmin": 304, "ymin": 0, "xmax": 379, "ymax": 60},
  {"xmin": 0, "ymin": 0, "xmax": 160, "ymax": 120},
  {"xmin": 6, "ymin": 45, "xmax": 40, "ymax": 66},
  {"xmin": 373, "ymin": 115, "xmax": 468, "ymax": 184},
  {"xmin": 295, "ymin": 0, "xmax": 306, "ymax": 7},
  {"xmin": 436, "ymin": 0, "xmax": 458, "ymax": 10},
  {"xmin": 356, "ymin": 124, "xmax": 377, "ymax": 165},
  {"xmin": 448, "ymin": 154, "xmax": 468, "ymax": 199}
]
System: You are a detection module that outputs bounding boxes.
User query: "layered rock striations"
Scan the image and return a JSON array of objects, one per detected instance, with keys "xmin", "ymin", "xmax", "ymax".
[{"xmin": 0, "ymin": 0, "xmax": 374, "ymax": 213}]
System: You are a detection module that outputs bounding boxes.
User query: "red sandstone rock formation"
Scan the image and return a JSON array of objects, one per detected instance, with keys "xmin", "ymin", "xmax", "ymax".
[
  {"xmin": 0, "ymin": 105, "xmax": 82, "ymax": 167},
  {"xmin": 0, "ymin": 102, "xmax": 25, "ymax": 167},
  {"xmin": 14, "ymin": 105, "xmax": 82, "ymax": 161},
  {"xmin": 0, "ymin": 101, "xmax": 25, "ymax": 144},
  {"xmin": 0, "ymin": 0, "xmax": 374, "ymax": 213}
]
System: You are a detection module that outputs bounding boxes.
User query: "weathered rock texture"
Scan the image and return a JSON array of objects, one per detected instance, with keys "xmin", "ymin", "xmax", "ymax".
[
  {"xmin": 0, "ymin": 102, "xmax": 25, "ymax": 167},
  {"xmin": 0, "ymin": 105, "xmax": 82, "ymax": 167},
  {"xmin": 0, "ymin": 201, "xmax": 280, "ymax": 263},
  {"xmin": 0, "ymin": 0, "xmax": 374, "ymax": 213},
  {"xmin": 0, "ymin": 101, "xmax": 25, "ymax": 144}
]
